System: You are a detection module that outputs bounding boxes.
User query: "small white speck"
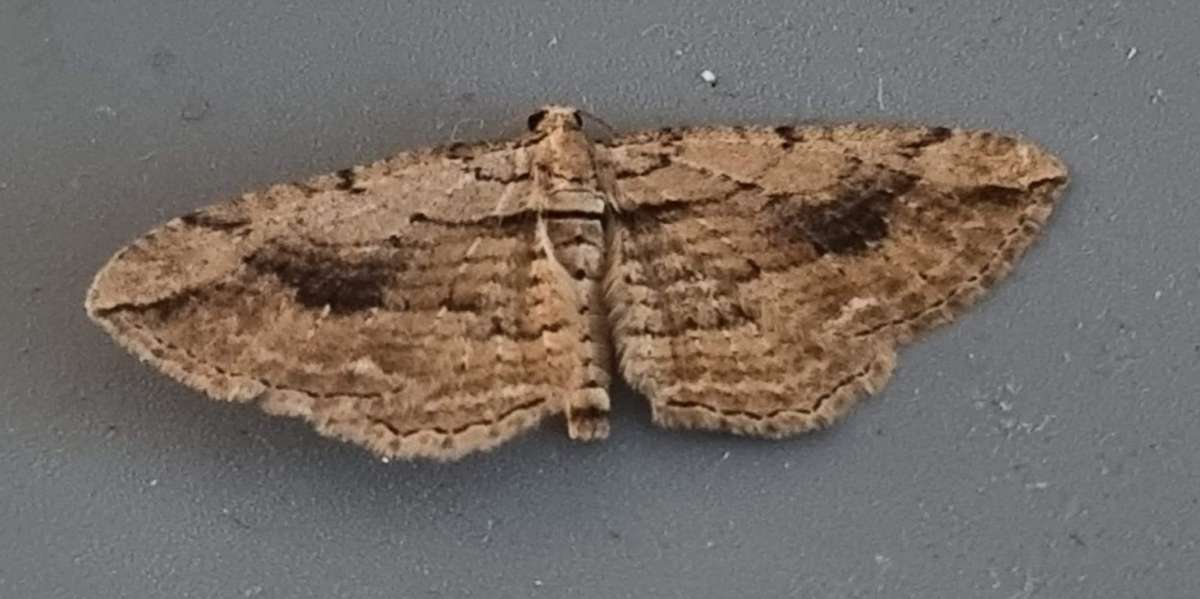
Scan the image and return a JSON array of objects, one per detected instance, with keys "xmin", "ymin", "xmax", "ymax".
[
  {"xmin": 1033, "ymin": 415, "xmax": 1056, "ymax": 432},
  {"xmin": 699, "ymin": 69, "xmax": 718, "ymax": 86},
  {"xmin": 148, "ymin": 479, "xmax": 158, "ymax": 487},
  {"xmin": 547, "ymin": 34, "xmax": 558, "ymax": 47},
  {"xmin": 380, "ymin": 456, "xmax": 390, "ymax": 463},
  {"xmin": 533, "ymin": 579, "xmax": 544, "ymax": 587},
  {"xmin": 1154, "ymin": 290, "xmax": 1162, "ymax": 300},
  {"xmin": 1127, "ymin": 47, "xmax": 1138, "ymax": 60},
  {"xmin": 1026, "ymin": 481, "xmax": 1049, "ymax": 490}
]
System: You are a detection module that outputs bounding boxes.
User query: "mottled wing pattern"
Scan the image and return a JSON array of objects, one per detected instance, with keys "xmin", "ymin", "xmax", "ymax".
[
  {"xmin": 86, "ymin": 140, "xmax": 599, "ymax": 460},
  {"xmin": 602, "ymin": 124, "xmax": 1068, "ymax": 436}
]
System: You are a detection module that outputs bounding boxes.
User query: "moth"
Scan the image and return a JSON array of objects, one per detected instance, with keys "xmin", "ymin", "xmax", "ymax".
[{"xmin": 86, "ymin": 106, "xmax": 1068, "ymax": 460}]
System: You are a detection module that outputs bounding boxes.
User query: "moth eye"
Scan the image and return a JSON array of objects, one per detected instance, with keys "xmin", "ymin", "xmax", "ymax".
[
  {"xmin": 571, "ymin": 110, "xmax": 583, "ymax": 128},
  {"xmin": 527, "ymin": 110, "xmax": 548, "ymax": 131}
]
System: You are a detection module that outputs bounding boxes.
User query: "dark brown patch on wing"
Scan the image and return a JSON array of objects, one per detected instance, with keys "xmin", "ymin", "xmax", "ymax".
[
  {"xmin": 247, "ymin": 245, "xmax": 394, "ymax": 313},
  {"xmin": 901, "ymin": 126, "xmax": 953, "ymax": 150},
  {"xmin": 334, "ymin": 168, "xmax": 368, "ymax": 195},
  {"xmin": 957, "ymin": 184, "xmax": 1027, "ymax": 206},
  {"xmin": 179, "ymin": 211, "xmax": 251, "ymax": 232},
  {"xmin": 799, "ymin": 190, "xmax": 894, "ymax": 255},
  {"xmin": 92, "ymin": 289, "xmax": 201, "ymax": 320},
  {"xmin": 771, "ymin": 170, "xmax": 918, "ymax": 256},
  {"xmin": 334, "ymin": 168, "xmax": 356, "ymax": 190},
  {"xmin": 773, "ymin": 125, "xmax": 805, "ymax": 149}
]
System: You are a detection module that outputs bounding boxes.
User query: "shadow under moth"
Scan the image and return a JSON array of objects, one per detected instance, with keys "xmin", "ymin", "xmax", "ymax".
[{"xmin": 86, "ymin": 106, "xmax": 1069, "ymax": 460}]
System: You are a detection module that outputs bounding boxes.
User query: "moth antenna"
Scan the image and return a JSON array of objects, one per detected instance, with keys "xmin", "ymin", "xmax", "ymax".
[{"xmin": 576, "ymin": 108, "xmax": 617, "ymax": 138}]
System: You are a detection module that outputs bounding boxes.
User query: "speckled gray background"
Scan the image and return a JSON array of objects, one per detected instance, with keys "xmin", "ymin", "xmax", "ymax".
[{"xmin": 2, "ymin": 2, "xmax": 1198, "ymax": 597}]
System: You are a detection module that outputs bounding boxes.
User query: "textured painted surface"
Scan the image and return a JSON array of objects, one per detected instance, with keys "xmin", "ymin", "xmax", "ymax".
[{"xmin": 1, "ymin": 2, "xmax": 1197, "ymax": 597}]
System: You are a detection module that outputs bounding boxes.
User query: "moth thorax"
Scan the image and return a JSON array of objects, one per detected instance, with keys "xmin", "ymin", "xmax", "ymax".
[{"xmin": 532, "ymin": 130, "xmax": 601, "ymax": 202}]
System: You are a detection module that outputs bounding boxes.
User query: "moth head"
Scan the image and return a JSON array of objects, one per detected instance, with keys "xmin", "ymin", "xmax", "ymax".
[{"xmin": 527, "ymin": 105, "xmax": 583, "ymax": 133}]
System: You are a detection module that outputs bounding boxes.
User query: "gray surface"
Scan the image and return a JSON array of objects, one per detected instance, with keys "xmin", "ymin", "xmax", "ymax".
[{"xmin": 2, "ymin": 2, "xmax": 1197, "ymax": 597}]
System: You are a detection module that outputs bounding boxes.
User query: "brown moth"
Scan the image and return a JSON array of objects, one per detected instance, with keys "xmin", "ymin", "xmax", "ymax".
[{"xmin": 86, "ymin": 106, "xmax": 1068, "ymax": 460}]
